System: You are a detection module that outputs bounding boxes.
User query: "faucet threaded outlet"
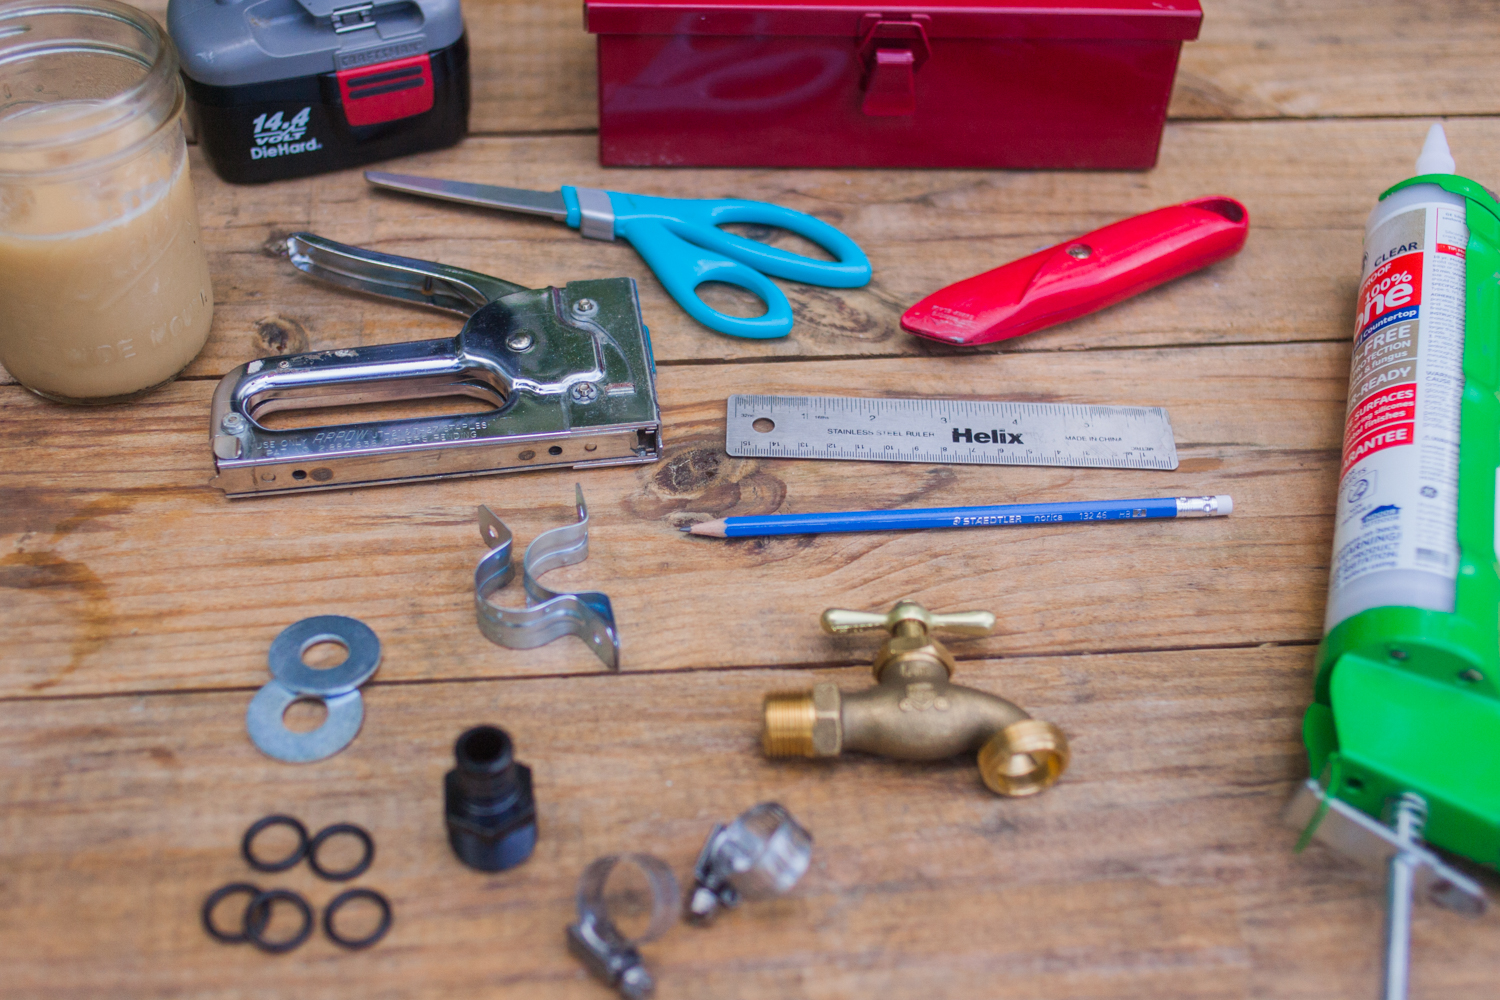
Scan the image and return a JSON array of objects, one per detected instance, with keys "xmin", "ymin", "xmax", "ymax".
[
  {"xmin": 976, "ymin": 719, "xmax": 1070, "ymax": 796},
  {"xmin": 762, "ymin": 691, "xmax": 817, "ymax": 757}
]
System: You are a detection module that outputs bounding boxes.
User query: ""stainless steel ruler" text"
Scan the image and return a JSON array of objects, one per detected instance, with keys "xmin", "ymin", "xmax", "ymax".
[{"xmin": 725, "ymin": 395, "xmax": 1178, "ymax": 470}]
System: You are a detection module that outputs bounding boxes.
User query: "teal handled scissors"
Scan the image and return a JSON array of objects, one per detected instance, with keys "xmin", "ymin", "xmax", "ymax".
[{"xmin": 365, "ymin": 171, "xmax": 871, "ymax": 340}]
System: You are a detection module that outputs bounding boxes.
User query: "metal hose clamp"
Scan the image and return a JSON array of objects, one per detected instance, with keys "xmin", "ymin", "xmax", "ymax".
[
  {"xmin": 567, "ymin": 853, "xmax": 680, "ymax": 999},
  {"xmin": 687, "ymin": 802, "xmax": 813, "ymax": 924}
]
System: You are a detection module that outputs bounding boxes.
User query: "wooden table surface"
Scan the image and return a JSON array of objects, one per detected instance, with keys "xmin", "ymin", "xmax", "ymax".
[{"xmin": 4, "ymin": 2, "xmax": 1500, "ymax": 996}]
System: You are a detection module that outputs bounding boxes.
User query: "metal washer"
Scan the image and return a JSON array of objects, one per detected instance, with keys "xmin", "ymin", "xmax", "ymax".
[
  {"xmin": 268, "ymin": 615, "xmax": 381, "ymax": 696},
  {"xmin": 246, "ymin": 681, "xmax": 364, "ymax": 763}
]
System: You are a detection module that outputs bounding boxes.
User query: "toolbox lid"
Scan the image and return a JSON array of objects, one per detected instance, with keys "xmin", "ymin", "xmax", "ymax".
[
  {"xmin": 584, "ymin": 0, "xmax": 1201, "ymax": 40},
  {"xmin": 167, "ymin": 0, "xmax": 465, "ymax": 88}
]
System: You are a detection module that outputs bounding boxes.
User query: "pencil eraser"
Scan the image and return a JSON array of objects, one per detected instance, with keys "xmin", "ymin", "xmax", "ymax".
[{"xmin": 1216, "ymin": 495, "xmax": 1233, "ymax": 515}]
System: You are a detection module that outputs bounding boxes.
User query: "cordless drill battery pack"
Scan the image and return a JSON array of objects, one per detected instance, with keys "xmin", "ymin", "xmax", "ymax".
[{"xmin": 168, "ymin": 0, "xmax": 469, "ymax": 184}]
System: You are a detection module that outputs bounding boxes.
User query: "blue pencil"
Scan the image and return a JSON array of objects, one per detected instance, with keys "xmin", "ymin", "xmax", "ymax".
[{"xmin": 684, "ymin": 495, "xmax": 1232, "ymax": 538}]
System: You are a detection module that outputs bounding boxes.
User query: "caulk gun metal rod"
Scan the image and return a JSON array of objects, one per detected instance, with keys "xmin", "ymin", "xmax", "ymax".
[
  {"xmin": 1382, "ymin": 795, "xmax": 1427, "ymax": 1000},
  {"xmin": 684, "ymin": 495, "xmax": 1232, "ymax": 538},
  {"xmin": 1384, "ymin": 851, "xmax": 1417, "ymax": 1000}
]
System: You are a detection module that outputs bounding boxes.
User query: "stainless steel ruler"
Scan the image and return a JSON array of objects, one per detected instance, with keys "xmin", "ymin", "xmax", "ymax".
[{"xmin": 725, "ymin": 394, "xmax": 1178, "ymax": 470}]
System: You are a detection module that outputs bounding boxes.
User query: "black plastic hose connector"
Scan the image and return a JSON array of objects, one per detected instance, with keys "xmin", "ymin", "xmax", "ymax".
[{"xmin": 444, "ymin": 725, "xmax": 537, "ymax": 872}]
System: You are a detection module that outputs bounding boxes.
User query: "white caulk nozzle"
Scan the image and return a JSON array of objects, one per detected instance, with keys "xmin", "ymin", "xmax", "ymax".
[{"xmin": 1415, "ymin": 123, "xmax": 1456, "ymax": 175}]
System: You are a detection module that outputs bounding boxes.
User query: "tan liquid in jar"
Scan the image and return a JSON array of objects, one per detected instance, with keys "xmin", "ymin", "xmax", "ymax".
[
  {"xmin": 0, "ymin": 106, "xmax": 212, "ymax": 400},
  {"xmin": 0, "ymin": 0, "xmax": 214, "ymax": 403}
]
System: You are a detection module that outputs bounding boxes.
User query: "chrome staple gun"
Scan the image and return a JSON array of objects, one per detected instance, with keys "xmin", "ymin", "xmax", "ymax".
[{"xmin": 209, "ymin": 234, "xmax": 663, "ymax": 497}]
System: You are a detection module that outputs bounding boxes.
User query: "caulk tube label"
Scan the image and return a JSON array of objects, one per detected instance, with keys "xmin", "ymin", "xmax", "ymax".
[{"xmin": 1325, "ymin": 197, "xmax": 1467, "ymax": 630}]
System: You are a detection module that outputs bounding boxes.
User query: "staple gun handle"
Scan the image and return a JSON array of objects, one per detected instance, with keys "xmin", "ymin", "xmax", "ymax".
[
  {"xmin": 230, "ymin": 336, "xmax": 512, "ymax": 422},
  {"xmin": 286, "ymin": 233, "xmax": 527, "ymax": 315}
]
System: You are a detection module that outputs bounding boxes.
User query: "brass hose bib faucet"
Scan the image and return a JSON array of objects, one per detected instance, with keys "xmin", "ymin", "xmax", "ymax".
[{"xmin": 762, "ymin": 601, "xmax": 1069, "ymax": 796}]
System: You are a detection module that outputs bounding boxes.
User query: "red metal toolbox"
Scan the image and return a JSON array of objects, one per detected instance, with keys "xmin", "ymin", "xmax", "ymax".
[{"xmin": 583, "ymin": 0, "xmax": 1201, "ymax": 169}]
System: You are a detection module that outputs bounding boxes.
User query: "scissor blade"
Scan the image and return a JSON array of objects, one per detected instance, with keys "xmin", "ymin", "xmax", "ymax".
[{"xmin": 365, "ymin": 171, "xmax": 569, "ymax": 222}]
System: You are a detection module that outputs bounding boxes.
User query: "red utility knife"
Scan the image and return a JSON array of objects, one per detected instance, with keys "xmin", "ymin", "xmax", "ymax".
[{"xmin": 900, "ymin": 196, "xmax": 1250, "ymax": 346}]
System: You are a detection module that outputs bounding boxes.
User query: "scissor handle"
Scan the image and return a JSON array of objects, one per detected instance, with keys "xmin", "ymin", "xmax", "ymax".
[
  {"xmin": 625, "ymin": 219, "xmax": 795, "ymax": 339},
  {"xmin": 610, "ymin": 191, "xmax": 871, "ymax": 288},
  {"xmin": 599, "ymin": 191, "xmax": 871, "ymax": 339}
]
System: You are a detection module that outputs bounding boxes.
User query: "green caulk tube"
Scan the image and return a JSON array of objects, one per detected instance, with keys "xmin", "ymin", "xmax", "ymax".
[{"xmin": 1286, "ymin": 123, "xmax": 1499, "ymax": 1000}]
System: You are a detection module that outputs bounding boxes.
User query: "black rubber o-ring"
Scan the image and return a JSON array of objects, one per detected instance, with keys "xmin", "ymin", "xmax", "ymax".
[
  {"xmin": 241, "ymin": 815, "xmax": 310, "ymax": 873},
  {"xmin": 201, "ymin": 882, "xmax": 261, "ymax": 944},
  {"xmin": 307, "ymin": 822, "xmax": 375, "ymax": 881},
  {"xmin": 244, "ymin": 889, "xmax": 314, "ymax": 954},
  {"xmin": 323, "ymin": 888, "xmax": 393, "ymax": 950}
]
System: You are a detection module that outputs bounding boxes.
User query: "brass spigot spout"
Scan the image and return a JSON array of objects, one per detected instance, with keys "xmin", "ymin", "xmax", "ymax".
[{"xmin": 762, "ymin": 601, "xmax": 1069, "ymax": 796}]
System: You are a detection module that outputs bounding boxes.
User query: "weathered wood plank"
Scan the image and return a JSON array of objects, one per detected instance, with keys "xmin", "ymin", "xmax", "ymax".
[
  {"xmin": 0, "ymin": 342, "xmax": 1343, "ymax": 698},
  {"xmin": 1171, "ymin": 1, "xmax": 1500, "ymax": 121},
  {"xmin": 7, "ymin": 115, "xmax": 1478, "ymax": 387},
  {"xmin": 135, "ymin": 1, "xmax": 1500, "ymax": 134},
  {"xmin": 1, "ymin": 647, "xmax": 1495, "ymax": 999}
]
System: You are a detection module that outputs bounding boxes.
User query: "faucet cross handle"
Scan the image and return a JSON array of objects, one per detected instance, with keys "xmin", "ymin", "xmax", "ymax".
[{"xmin": 820, "ymin": 600, "xmax": 996, "ymax": 639}]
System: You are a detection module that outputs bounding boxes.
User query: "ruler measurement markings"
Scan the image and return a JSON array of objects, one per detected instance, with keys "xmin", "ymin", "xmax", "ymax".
[{"xmin": 727, "ymin": 394, "xmax": 1178, "ymax": 471}]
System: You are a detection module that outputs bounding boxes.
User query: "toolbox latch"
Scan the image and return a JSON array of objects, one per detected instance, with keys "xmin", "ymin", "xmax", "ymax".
[
  {"xmin": 336, "ymin": 54, "xmax": 436, "ymax": 127},
  {"xmin": 857, "ymin": 15, "xmax": 930, "ymax": 117}
]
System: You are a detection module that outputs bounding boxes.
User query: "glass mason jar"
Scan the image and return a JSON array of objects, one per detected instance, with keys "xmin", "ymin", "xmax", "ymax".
[{"xmin": 0, "ymin": 0, "xmax": 213, "ymax": 403}]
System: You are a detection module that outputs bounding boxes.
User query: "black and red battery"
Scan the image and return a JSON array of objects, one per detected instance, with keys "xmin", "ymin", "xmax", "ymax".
[{"xmin": 168, "ymin": 0, "xmax": 469, "ymax": 184}]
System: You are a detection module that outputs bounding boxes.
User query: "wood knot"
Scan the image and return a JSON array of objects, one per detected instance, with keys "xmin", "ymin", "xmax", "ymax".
[
  {"xmin": 786, "ymin": 287, "xmax": 888, "ymax": 342},
  {"xmin": 655, "ymin": 448, "xmax": 723, "ymax": 495},
  {"xmin": 255, "ymin": 316, "xmax": 310, "ymax": 356},
  {"xmin": 624, "ymin": 438, "xmax": 786, "ymax": 522},
  {"xmin": 262, "ymin": 231, "xmax": 294, "ymax": 258}
]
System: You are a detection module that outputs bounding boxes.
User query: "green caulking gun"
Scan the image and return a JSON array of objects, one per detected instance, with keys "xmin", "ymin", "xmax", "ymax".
[{"xmin": 1285, "ymin": 123, "xmax": 1498, "ymax": 999}]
